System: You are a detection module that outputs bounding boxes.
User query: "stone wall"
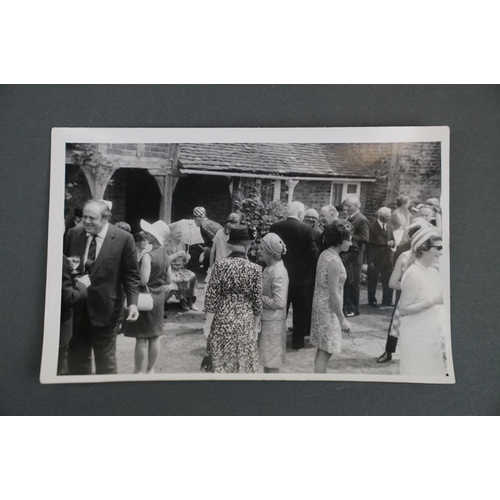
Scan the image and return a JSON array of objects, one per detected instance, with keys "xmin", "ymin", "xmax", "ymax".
[
  {"xmin": 293, "ymin": 180, "xmax": 332, "ymax": 211},
  {"xmin": 358, "ymin": 142, "xmax": 442, "ymax": 221}
]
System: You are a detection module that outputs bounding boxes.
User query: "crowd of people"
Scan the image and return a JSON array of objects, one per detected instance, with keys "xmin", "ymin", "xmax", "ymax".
[{"xmin": 60, "ymin": 194, "xmax": 447, "ymax": 377}]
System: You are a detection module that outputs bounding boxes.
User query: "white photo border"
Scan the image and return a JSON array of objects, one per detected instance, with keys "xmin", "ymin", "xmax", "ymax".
[{"xmin": 40, "ymin": 127, "xmax": 454, "ymax": 384}]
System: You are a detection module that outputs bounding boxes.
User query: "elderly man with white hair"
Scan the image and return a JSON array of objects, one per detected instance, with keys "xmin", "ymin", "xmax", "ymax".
[
  {"xmin": 270, "ymin": 201, "xmax": 319, "ymax": 350},
  {"xmin": 319, "ymin": 205, "xmax": 339, "ymax": 228},
  {"xmin": 366, "ymin": 206, "xmax": 395, "ymax": 308},
  {"xmin": 303, "ymin": 208, "xmax": 324, "ymax": 246}
]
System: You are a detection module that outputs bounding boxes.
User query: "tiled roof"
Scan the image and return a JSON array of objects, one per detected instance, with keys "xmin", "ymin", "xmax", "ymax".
[{"xmin": 178, "ymin": 143, "xmax": 375, "ymax": 179}]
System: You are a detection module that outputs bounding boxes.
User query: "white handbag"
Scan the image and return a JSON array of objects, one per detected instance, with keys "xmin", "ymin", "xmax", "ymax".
[{"xmin": 125, "ymin": 287, "xmax": 153, "ymax": 312}]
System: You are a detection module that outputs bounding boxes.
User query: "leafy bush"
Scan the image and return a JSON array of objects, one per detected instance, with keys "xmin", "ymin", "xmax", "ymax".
[{"xmin": 234, "ymin": 186, "xmax": 288, "ymax": 262}]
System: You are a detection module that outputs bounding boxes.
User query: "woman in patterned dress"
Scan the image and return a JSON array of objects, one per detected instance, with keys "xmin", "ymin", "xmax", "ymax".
[
  {"xmin": 258, "ymin": 232, "xmax": 289, "ymax": 373},
  {"xmin": 124, "ymin": 220, "xmax": 168, "ymax": 374},
  {"xmin": 398, "ymin": 227, "xmax": 445, "ymax": 376},
  {"xmin": 310, "ymin": 220, "xmax": 354, "ymax": 373},
  {"xmin": 204, "ymin": 225, "xmax": 263, "ymax": 373}
]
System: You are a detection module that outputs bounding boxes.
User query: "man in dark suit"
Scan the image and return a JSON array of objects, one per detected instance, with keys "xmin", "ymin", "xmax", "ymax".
[
  {"xmin": 270, "ymin": 201, "xmax": 319, "ymax": 349},
  {"xmin": 341, "ymin": 197, "xmax": 370, "ymax": 317},
  {"xmin": 366, "ymin": 207, "xmax": 395, "ymax": 307},
  {"xmin": 64, "ymin": 200, "xmax": 141, "ymax": 375},
  {"xmin": 59, "ymin": 256, "xmax": 91, "ymax": 375}
]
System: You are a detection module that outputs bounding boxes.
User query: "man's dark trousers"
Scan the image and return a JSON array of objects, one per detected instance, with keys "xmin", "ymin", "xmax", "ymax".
[
  {"xmin": 367, "ymin": 261, "xmax": 393, "ymax": 306},
  {"xmin": 68, "ymin": 306, "xmax": 118, "ymax": 374},
  {"xmin": 287, "ymin": 284, "xmax": 315, "ymax": 349},
  {"xmin": 344, "ymin": 261, "xmax": 363, "ymax": 316}
]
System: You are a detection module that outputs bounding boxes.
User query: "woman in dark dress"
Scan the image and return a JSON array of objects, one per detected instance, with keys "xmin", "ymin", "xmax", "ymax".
[
  {"xmin": 204, "ymin": 225, "xmax": 263, "ymax": 373},
  {"xmin": 124, "ymin": 220, "xmax": 168, "ymax": 374}
]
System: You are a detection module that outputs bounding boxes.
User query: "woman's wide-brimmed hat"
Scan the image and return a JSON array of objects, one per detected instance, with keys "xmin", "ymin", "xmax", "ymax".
[
  {"xmin": 152, "ymin": 220, "xmax": 171, "ymax": 245},
  {"xmin": 140, "ymin": 219, "xmax": 165, "ymax": 246},
  {"xmin": 227, "ymin": 224, "xmax": 256, "ymax": 245}
]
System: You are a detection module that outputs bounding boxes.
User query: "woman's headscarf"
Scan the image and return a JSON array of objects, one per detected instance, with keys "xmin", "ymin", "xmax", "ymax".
[
  {"xmin": 410, "ymin": 226, "xmax": 440, "ymax": 253},
  {"xmin": 407, "ymin": 226, "xmax": 441, "ymax": 268},
  {"xmin": 261, "ymin": 232, "xmax": 287, "ymax": 260}
]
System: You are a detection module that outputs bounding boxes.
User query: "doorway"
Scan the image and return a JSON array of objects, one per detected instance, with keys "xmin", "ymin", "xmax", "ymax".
[
  {"xmin": 172, "ymin": 175, "xmax": 231, "ymax": 225},
  {"xmin": 124, "ymin": 169, "xmax": 161, "ymax": 233}
]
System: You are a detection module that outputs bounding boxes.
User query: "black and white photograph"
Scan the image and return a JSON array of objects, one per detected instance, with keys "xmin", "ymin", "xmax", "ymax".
[{"xmin": 40, "ymin": 127, "xmax": 453, "ymax": 384}]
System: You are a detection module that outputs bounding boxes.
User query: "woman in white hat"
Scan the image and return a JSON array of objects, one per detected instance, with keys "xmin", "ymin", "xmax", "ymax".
[
  {"xmin": 124, "ymin": 219, "xmax": 169, "ymax": 374},
  {"xmin": 398, "ymin": 226, "xmax": 446, "ymax": 376}
]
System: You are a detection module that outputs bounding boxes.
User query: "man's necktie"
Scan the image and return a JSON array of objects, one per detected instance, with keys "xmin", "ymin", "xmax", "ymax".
[{"xmin": 85, "ymin": 235, "xmax": 97, "ymax": 274}]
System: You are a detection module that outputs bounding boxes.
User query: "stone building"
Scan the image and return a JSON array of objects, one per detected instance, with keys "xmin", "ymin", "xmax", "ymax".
[{"xmin": 64, "ymin": 141, "xmax": 441, "ymax": 231}]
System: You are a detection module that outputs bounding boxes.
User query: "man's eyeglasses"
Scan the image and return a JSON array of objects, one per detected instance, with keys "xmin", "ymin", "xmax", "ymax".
[{"xmin": 430, "ymin": 245, "xmax": 443, "ymax": 251}]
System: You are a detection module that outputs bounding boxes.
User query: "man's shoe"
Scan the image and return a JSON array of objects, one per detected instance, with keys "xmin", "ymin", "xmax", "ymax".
[
  {"xmin": 346, "ymin": 311, "xmax": 358, "ymax": 317},
  {"xmin": 377, "ymin": 351, "xmax": 392, "ymax": 363},
  {"xmin": 369, "ymin": 302, "xmax": 378, "ymax": 308}
]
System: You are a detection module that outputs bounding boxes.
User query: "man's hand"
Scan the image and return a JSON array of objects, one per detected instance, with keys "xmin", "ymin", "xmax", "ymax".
[
  {"xmin": 75, "ymin": 275, "xmax": 91, "ymax": 288},
  {"xmin": 126, "ymin": 304, "xmax": 139, "ymax": 321},
  {"xmin": 387, "ymin": 240, "xmax": 395, "ymax": 248}
]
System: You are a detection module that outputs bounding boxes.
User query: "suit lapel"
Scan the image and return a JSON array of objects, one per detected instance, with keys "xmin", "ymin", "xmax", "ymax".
[{"xmin": 90, "ymin": 224, "xmax": 115, "ymax": 278}]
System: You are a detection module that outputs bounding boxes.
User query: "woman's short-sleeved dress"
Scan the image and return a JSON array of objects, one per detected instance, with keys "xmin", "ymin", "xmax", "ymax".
[
  {"xmin": 204, "ymin": 252, "xmax": 263, "ymax": 373},
  {"xmin": 124, "ymin": 246, "xmax": 167, "ymax": 338},
  {"xmin": 310, "ymin": 248, "xmax": 346, "ymax": 354},
  {"xmin": 399, "ymin": 262, "xmax": 446, "ymax": 376},
  {"xmin": 259, "ymin": 260, "xmax": 289, "ymax": 368}
]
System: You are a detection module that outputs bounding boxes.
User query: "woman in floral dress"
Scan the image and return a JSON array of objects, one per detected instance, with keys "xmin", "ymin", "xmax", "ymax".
[
  {"xmin": 310, "ymin": 220, "xmax": 354, "ymax": 373},
  {"xmin": 258, "ymin": 232, "xmax": 289, "ymax": 373},
  {"xmin": 204, "ymin": 225, "xmax": 262, "ymax": 373}
]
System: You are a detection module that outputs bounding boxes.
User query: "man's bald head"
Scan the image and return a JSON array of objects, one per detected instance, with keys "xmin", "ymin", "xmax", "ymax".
[
  {"xmin": 287, "ymin": 201, "xmax": 306, "ymax": 221},
  {"xmin": 319, "ymin": 205, "xmax": 339, "ymax": 227},
  {"xmin": 342, "ymin": 197, "xmax": 361, "ymax": 216}
]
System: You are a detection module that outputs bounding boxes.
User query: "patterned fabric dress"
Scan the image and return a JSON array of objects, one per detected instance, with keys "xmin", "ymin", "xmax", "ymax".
[
  {"xmin": 399, "ymin": 262, "xmax": 446, "ymax": 376},
  {"xmin": 310, "ymin": 249, "xmax": 346, "ymax": 354},
  {"xmin": 204, "ymin": 252, "xmax": 263, "ymax": 373},
  {"xmin": 124, "ymin": 246, "xmax": 167, "ymax": 338},
  {"xmin": 164, "ymin": 240, "xmax": 197, "ymax": 301},
  {"xmin": 259, "ymin": 260, "xmax": 289, "ymax": 368}
]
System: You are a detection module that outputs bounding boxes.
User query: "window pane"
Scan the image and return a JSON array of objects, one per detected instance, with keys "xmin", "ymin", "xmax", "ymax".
[
  {"xmin": 332, "ymin": 183, "xmax": 343, "ymax": 206},
  {"xmin": 347, "ymin": 184, "xmax": 358, "ymax": 194}
]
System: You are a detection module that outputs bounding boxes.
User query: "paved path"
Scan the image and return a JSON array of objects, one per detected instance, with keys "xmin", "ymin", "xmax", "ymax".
[{"xmin": 116, "ymin": 275, "xmax": 401, "ymax": 375}]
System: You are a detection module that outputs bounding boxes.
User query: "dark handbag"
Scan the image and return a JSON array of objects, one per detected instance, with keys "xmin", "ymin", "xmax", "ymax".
[{"xmin": 200, "ymin": 336, "xmax": 214, "ymax": 372}]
